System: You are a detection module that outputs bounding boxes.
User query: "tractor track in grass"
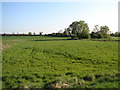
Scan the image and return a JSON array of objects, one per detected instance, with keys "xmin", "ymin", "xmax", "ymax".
[
  {"xmin": 41, "ymin": 49, "xmax": 96, "ymax": 64},
  {"xmin": 26, "ymin": 41, "xmax": 57, "ymax": 71},
  {"xmin": 2, "ymin": 36, "xmax": 119, "ymax": 88}
]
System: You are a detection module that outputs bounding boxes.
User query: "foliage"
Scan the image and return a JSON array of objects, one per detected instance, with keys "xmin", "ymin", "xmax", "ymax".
[
  {"xmin": 71, "ymin": 34, "xmax": 78, "ymax": 40},
  {"xmin": 111, "ymin": 32, "xmax": 120, "ymax": 37},
  {"xmin": 91, "ymin": 25, "xmax": 111, "ymax": 39},
  {"xmin": 67, "ymin": 20, "xmax": 90, "ymax": 39},
  {"xmin": 100, "ymin": 26, "xmax": 110, "ymax": 35},
  {"xmin": 28, "ymin": 32, "xmax": 32, "ymax": 36}
]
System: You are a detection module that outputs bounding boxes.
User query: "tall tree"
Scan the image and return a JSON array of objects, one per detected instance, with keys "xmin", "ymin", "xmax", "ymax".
[
  {"xmin": 63, "ymin": 28, "xmax": 70, "ymax": 36},
  {"xmin": 100, "ymin": 26, "xmax": 110, "ymax": 38},
  {"xmin": 28, "ymin": 32, "xmax": 32, "ymax": 36},
  {"xmin": 100, "ymin": 26, "xmax": 110, "ymax": 35},
  {"xmin": 33, "ymin": 32, "xmax": 36, "ymax": 35},
  {"xmin": 93, "ymin": 25, "xmax": 99, "ymax": 33},
  {"xmin": 91, "ymin": 25, "xmax": 111, "ymax": 39},
  {"xmin": 39, "ymin": 32, "xmax": 43, "ymax": 36},
  {"xmin": 91, "ymin": 25, "xmax": 101, "ymax": 38},
  {"xmin": 68, "ymin": 20, "xmax": 90, "ymax": 39}
]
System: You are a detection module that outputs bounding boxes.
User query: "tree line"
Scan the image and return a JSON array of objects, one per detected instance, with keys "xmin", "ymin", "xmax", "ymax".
[
  {"xmin": 1, "ymin": 32, "xmax": 43, "ymax": 36},
  {"xmin": 48, "ymin": 20, "xmax": 119, "ymax": 39},
  {"xmin": 1, "ymin": 20, "xmax": 120, "ymax": 39}
]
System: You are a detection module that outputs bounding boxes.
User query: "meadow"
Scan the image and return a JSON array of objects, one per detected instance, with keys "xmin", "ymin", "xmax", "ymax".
[{"xmin": 2, "ymin": 36, "xmax": 120, "ymax": 88}]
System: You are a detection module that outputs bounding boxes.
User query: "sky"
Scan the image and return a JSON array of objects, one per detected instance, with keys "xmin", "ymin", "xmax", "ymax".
[{"xmin": 1, "ymin": 0, "xmax": 119, "ymax": 34}]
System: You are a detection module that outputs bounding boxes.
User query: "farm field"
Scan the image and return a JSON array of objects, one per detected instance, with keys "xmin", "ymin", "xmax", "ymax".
[{"xmin": 2, "ymin": 36, "xmax": 119, "ymax": 88}]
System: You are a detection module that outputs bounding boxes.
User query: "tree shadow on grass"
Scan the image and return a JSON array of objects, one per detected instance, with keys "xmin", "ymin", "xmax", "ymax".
[{"xmin": 32, "ymin": 39, "xmax": 73, "ymax": 42}]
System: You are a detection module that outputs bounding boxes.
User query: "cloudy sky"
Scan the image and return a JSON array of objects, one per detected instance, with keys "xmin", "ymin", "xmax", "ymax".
[{"xmin": 1, "ymin": 0, "xmax": 119, "ymax": 34}]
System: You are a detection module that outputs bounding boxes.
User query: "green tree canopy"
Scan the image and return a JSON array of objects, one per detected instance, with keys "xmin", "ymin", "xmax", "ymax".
[
  {"xmin": 100, "ymin": 26, "xmax": 110, "ymax": 35},
  {"xmin": 67, "ymin": 20, "xmax": 90, "ymax": 39},
  {"xmin": 91, "ymin": 25, "xmax": 111, "ymax": 39},
  {"xmin": 28, "ymin": 32, "xmax": 32, "ymax": 36}
]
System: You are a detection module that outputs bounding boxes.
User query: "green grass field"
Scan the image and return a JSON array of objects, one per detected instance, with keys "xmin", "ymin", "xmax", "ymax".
[{"xmin": 2, "ymin": 36, "xmax": 120, "ymax": 88}]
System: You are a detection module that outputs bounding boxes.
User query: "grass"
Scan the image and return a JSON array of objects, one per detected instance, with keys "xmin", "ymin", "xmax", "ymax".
[
  {"xmin": 2, "ymin": 36, "xmax": 119, "ymax": 88},
  {"xmin": 110, "ymin": 36, "xmax": 120, "ymax": 40},
  {"xmin": 90, "ymin": 36, "xmax": 120, "ymax": 41}
]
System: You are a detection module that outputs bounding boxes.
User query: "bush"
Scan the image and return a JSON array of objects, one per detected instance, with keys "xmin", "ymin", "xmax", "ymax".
[
  {"xmin": 88, "ymin": 34, "xmax": 91, "ymax": 39},
  {"xmin": 106, "ymin": 34, "xmax": 111, "ymax": 40},
  {"xmin": 97, "ymin": 33, "xmax": 104, "ymax": 39},
  {"xmin": 71, "ymin": 35, "xmax": 78, "ymax": 40}
]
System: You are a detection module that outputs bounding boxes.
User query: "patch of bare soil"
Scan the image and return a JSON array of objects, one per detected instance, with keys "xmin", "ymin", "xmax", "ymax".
[{"xmin": 0, "ymin": 43, "xmax": 11, "ymax": 51}]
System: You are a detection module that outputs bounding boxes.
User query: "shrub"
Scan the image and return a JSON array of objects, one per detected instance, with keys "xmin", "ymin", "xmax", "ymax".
[
  {"xmin": 71, "ymin": 35, "xmax": 78, "ymax": 40},
  {"xmin": 106, "ymin": 34, "xmax": 111, "ymax": 40},
  {"xmin": 98, "ymin": 33, "xmax": 104, "ymax": 39}
]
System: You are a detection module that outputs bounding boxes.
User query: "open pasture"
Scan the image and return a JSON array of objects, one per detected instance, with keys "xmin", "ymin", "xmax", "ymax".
[{"xmin": 2, "ymin": 36, "xmax": 119, "ymax": 88}]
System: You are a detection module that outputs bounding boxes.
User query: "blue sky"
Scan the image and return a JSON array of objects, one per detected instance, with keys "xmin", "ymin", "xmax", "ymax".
[{"xmin": 1, "ymin": 0, "xmax": 119, "ymax": 34}]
